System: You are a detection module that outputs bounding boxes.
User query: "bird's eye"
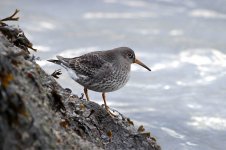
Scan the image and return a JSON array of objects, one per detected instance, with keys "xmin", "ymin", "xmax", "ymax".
[{"xmin": 127, "ymin": 53, "xmax": 134, "ymax": 59}]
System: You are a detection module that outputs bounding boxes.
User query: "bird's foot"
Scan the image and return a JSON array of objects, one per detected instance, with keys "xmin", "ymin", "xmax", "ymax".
[
  {"xmin": 105, "ymin": 106, "xmax": 117, "ymax": 117},
  {"xmin": 107, "ymin": 109, "xmax": 117, "ymax": 117}
]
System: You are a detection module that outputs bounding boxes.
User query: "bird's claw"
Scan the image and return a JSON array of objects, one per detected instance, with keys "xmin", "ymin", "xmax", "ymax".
[
  {"xmin": 107, "ymin": 110, "xmax": 117, "ymax": 117},
  {"xmin": 105, "ymin": 106, "xmax": 117, "ymax": 117}
]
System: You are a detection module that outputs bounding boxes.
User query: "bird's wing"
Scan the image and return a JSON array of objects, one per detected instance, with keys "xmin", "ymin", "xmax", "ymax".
[{"xmin": 68, "ymin": 53, "xmax": 112, "ymax": 78}]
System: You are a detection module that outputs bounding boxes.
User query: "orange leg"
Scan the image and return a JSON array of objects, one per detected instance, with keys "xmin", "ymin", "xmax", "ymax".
[
  {"xmin": 84, "ymin": 87, "xmax": 90, "ymax": 101},
  {"xmin": 102, "ymin": 92, "xmax": 116, "ymax": 117}
]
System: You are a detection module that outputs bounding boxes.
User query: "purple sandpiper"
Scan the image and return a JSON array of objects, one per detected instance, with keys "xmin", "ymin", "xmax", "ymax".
[{"xmin": 48, "ymin": 47, "xmax": 151, "ymax": 116}]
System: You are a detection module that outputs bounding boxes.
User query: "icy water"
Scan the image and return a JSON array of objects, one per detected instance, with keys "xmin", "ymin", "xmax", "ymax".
[{"xmin": 1, "ymin": 0, "xmax": 226, "ymax": 149}]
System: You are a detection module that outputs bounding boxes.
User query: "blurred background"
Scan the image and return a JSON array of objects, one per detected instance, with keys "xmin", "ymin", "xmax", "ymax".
[{"xmin": 1, "ymin": 0, "xmax": 226, "ymax": 149}]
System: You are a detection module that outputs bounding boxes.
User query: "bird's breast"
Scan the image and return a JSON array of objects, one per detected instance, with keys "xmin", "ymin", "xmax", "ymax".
[
  {"xmin": 94, "ymin": 64, "xmax": 130, "ymax": 92},
  {"xmin": 75, "ymin": 63, "xmax": 131, "ymax": 93}
]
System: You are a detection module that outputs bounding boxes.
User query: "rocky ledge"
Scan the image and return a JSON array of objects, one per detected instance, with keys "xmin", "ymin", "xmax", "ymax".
[{"xmin": 0, "ymin": 10, "xmax": 161, "ymax": 150}]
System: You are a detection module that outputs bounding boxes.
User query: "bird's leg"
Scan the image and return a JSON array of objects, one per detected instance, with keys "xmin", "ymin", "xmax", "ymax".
[
  {"xmin": 102, "ymin": 92, "xmax": 108, "ymax": 109},
  {"xmin": 84, "ymin": 87, "xmax": 90, "ymax": 101},
  {"xmin": 102, "ymin": 92, "xmax": 116, "ymax": 117}
]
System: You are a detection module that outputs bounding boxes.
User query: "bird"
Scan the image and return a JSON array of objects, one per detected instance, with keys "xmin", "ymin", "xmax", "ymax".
[{"xmin": 48, "ymin": 47, "xmax": 151, "ymax": 116}]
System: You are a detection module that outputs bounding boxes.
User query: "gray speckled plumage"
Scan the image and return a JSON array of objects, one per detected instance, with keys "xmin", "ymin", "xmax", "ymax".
[{"xmin": 48, "ymin": 47, "xmax": 151, "ymax": 116}]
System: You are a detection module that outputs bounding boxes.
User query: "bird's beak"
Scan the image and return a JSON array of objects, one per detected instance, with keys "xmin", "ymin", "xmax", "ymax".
[{"xmin": 134, "ymin": 58, "xmax": 151, "ymax": 71}]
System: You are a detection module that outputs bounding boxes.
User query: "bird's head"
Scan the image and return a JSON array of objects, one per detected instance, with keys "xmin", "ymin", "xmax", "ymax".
[{"xmin": 117, "ymin": 47, "xmax": 151, "ymax": 71}]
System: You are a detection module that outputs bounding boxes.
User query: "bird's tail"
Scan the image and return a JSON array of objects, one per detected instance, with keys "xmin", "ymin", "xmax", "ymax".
[{"xmin": 47, "ymin": 56, "xmax": 70, "ymax": 67}]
